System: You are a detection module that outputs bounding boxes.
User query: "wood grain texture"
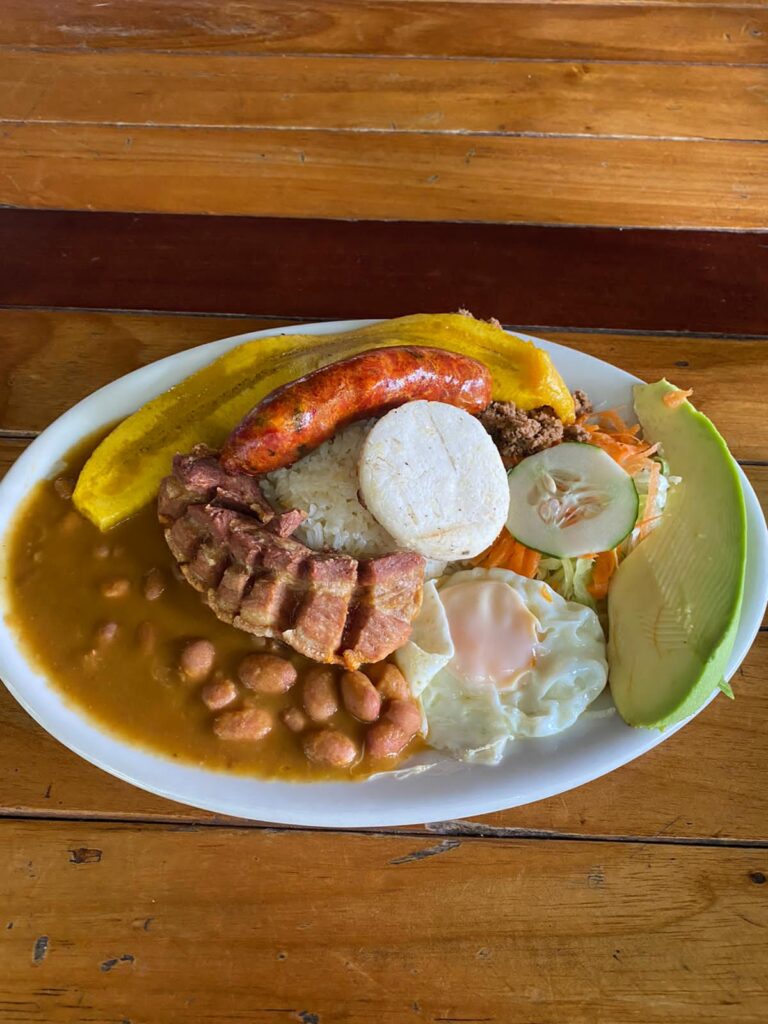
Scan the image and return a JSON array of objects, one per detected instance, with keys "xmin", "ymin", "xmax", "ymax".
[
  {"xmin": 2, "ymin": 821, "xmax": 768, "ymax": 1024},
  {"xmin": 0, "ymin": 310, "xmax": 765, "ymax": 457},
  {"xmin": 4, "ymin": 121, "xmax": 767, "ymax": 228},
  {"xmin": 4, "ymin": 211, "xmax": 768, "ymax": 336},
  {"xmin": 0, "ymin": 438, "xmax": 24, "ymax": 477},
  {"xmin": 4, "ymin": 51, "xmax": 768, "ymax": 142},
  {"xmin": 2, "ymin": 0, "xmax": 766, "ymax": 62}
]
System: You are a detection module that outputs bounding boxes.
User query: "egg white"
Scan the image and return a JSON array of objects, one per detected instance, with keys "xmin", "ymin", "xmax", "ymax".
[{"xmin": 395, "ymin": 567, "xmax": 608, "ymax": 764}]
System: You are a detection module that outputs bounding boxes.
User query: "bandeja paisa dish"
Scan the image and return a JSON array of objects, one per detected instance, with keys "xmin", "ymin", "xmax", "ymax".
[{"xmin": 4, "ymin": 313, "xmax": 749, "ymax": 783}]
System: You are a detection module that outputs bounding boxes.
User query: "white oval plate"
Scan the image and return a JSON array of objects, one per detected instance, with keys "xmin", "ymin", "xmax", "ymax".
[{"xmin": 1, "ymin": 320, "xmax": 766, "ymax": 827}]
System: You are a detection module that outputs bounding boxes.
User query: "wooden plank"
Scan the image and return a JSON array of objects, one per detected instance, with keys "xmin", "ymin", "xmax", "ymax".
[
  {"xmin": 1, "ymin": 426, "xmax": 766, "ymax": 840},
  {"xmin": 0, "ymin": 438, "xmax": 25, "ymax": 477},
  {"xmin": 0, "ymin": 310, "xmax": 765, "ymax": 458},
  {"xmin": 1, "ymin": 1, "xmax": 766, "ymax": 62},
  {"xmin": 2, "ymin": 822, "xmax": 768, "ymax": 1024},
  {"xmin": 0, "ymin": 311, "xmax": 291, "ymax": 434},
  {"xmin": 550, "ymin": 331, "xmax": 768, "ymax": 461},
  {"xmin": 3, "ymin": 52, "xmax": 768, "ymax": 142},
  {"xmin": 3, "ymin": 122, "xmax": 767, "ymax": 229},
  {"xmin": 3, "ymin": 211, "xmax": 767, "ymax": 337}
]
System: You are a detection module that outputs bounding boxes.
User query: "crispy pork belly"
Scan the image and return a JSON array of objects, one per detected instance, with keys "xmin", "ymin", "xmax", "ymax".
[{"xmin": 158, "ymin": 450, "xmax": 425, "ymax": 666}]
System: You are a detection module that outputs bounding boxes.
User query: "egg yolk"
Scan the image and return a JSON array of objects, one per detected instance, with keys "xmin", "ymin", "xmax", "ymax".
[{"xmin": 440, "ymin": 580, "xmax": 538, "ymax": 691}]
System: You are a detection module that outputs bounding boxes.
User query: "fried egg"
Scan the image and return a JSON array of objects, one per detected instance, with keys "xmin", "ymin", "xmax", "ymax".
[{"xmin": 395, "ymin": 567, "xmax": 607, "ymax": 764}]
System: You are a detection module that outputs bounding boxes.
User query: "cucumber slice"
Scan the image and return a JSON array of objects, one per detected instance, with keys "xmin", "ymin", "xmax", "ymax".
[{"xmin": 506, "ymin": 443, "xmax": 638, "ymax": 557}]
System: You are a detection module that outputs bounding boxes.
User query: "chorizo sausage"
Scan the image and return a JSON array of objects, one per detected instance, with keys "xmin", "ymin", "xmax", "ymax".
[{"xmin": 221, "ymin": 346, "xmax": 492, "ymax": 475}]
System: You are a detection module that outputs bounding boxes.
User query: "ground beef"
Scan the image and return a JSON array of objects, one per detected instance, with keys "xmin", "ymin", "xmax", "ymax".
[
  {"xmin": 478, "ymin": 402, "xmax": 564, "ymax": 465},
  {"xmin": 572, "ymin": 389, "xmax": 592, "ymax": 419},
  {"xmin": 563, "ymin": 422, "xmax": 590, "ymax": 443},
  {"xmin": 478, "ymin": 390, "xmax": 592, "ymax": 464},
  {"xmin": 564, "ymin": 389, "xmax": 592, "ymax": 442}
]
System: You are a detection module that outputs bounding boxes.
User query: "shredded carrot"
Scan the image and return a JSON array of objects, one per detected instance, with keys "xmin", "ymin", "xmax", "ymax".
[
  {"xmin": 584, "ymin": 425, "xmax": 659, "ymax": 475},
  {"xmin": 473, "ymin": 529, "xmax": 541, "ymax": 578},
  {"xmin": 539, "ymin": 585, "xmax": 553, "ymax": 603},
  {"xmin": 520, "ymin": 544, "xmax": 541, "ymax": 578},
  {"xmin": 473, "ymin": 529, "xmax": 511, "ymax": 569},
  {"xmin": 507, "ymin": 539, "xmax": 524, "ymax": 574},
  {"xmin": 596, "ymin": 408, "xmax": 631, "ymax": 433},
  {"xmin": 588, "ymin": 549, "xmax": 619, "ymax": 600},
  {"xmin": 602, "ymin": 430, "xmax": 643, "ymax": 445},
  {"xmin": 637, "ymin": 460, "xmax": 661, "ymax": 541},
  {"xmin": 663, "ymin": 387, "xmax": 693, "ymax": 409}
]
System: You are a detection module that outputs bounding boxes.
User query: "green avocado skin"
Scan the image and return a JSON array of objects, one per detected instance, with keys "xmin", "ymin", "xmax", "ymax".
[{"xmin": 607, "ymin": 380, "xmax": 747, "ymax": 729}]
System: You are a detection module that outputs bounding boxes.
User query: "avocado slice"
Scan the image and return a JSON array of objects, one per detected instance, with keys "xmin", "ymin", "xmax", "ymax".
[{"xmin": 608, "ymin": 381, "xmax": 747, "ymax": 728}]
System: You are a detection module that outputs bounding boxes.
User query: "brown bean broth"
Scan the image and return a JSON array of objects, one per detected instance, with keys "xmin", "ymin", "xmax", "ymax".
[{"xmin": 5, "ymin": 438, "xmax": 422, "ymax": 781}]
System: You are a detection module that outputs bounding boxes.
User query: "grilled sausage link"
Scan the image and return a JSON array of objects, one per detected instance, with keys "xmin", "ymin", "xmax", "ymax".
[{"xmin": 221, "ymin": 346, "xmax": 493, "ymax": 475}]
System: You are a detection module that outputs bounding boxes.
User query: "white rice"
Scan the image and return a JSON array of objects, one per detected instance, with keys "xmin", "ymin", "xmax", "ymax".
[
  {"xmin": 261, "ymin": 421, "xmax": 446, "ymax": 577},
  {"xmin": 262, "ymin": 421, "xmax": 399, "ymax": 558}
]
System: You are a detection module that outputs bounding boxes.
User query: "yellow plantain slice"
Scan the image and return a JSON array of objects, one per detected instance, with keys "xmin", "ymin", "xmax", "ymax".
[{"xmin": 73, "ymin": 314, "xmax": 574, "ymax": 531}]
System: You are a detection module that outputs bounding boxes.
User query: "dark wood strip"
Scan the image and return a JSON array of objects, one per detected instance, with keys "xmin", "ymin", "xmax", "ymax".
[{"xmin": 2, "ymin": 210, "xmax": 768, "ymax": 334}]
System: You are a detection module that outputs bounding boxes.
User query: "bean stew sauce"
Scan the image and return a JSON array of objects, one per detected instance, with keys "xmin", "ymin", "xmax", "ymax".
[{"xmin": 5, "ymin": 439, "xmax": 423, "ymax": 781}]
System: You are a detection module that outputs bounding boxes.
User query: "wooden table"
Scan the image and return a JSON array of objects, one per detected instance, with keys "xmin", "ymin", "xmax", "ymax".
[{"xmin": 1, "ymin": 3, "xmax": 767, "ymax": 1021}]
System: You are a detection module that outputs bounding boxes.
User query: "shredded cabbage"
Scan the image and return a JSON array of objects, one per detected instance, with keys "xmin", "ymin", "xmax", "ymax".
[
  {"xmin": 620, "ymin": 456, "xmax": 672, "ymax": 558},
  {"xmin": 536, "ymin": 555, "xmax": 597, "ymax": 610}
]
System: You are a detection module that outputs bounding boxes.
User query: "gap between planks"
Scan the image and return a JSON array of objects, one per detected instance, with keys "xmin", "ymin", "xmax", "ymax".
[
  {"xmin": 1, "ymin": 809, "xmax": 768, "ymax": 848},
  {"xmin": 4, "ymin": 217, "xmax": 768, "ymax": 237},
  {"xmin": 3, "ymin": 119, "xmax": 768, "ymax": 147},
  {"xmin": 2, "ymin": 304, "xmax": 768, "ymax": 338},
  {"xmin": 2, "ymin": 47, "xmax": 768, "ymax": 69},
  {"xmin": 4, "ymin": 117, "xmax": 768, "ymax": 147}
]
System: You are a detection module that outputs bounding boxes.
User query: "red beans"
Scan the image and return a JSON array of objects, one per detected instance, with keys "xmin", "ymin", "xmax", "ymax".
[
  {"xmin": 238, "ymin": 654, "xmax": 297, "ymax": 695},
  {"xmin": 136, "ymin": 621, "xmax": 157, "ymax": 655},
  {"xmin": 365, "ymin": 720, "xmax": 406, "ymax": 759},
  {"xmin": 53, "ymin": 477, "xmax": 74, "ymax": 500},
  {"xmin": 100, "ymin": 577, "xmax": 130, "ymax": 599},
  {"xmin": 386, "ymin": 699, "xmax": 422, "ymax": 735},
  {"xmin": 59, "ymin": 510, "xmax": 82, "ymax": 534},
  {"xmin": 179, "ymin": 639, "xmax": 216, "ymax": 681},
  {"xmin": 281, "ymin": 707, "xmax": 308, "ymax": 733},
  {"xmin": 302, "ymin": 729, "xmax": 358, "ymax": 767},
  {"xmin": 366, "ymin": 699, "xmax": 422, "ymax": 759},
  {"xmin": 341, "ymin": 671, "xmax": 382, "ymax": 722},
  {"xmin": 201, "ymin": 678, "xmax": 238, "ymax": 710},
  {"xmin": 214, "ymin": 707, "xmax": 273, "ymax": 741},
  {"xmin": 94, "ymin": 621, "xmax": 119, "ymax": 647},
  {"xmin": 302, "ymin": 666, "xmax": 338, "ymax": 722},
  {"xmin": 365, "ymin": 663, "xmax": 411, "ymax": 701},
  {"xmin": 142, "ymin": 568, "xmax": 166, "ymax": 601}
]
